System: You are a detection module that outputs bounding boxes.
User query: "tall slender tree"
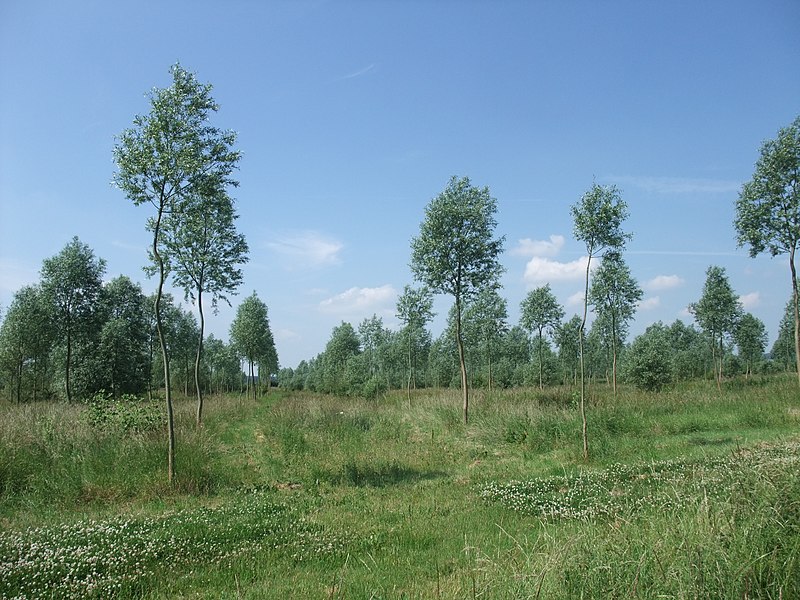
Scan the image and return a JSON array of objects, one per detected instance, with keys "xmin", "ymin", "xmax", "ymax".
[
  {"xmin": 396, "ymin": 285, "xmax": 434, "ymax": 403},
  {"xmin": 571, "ymin": 184, "xmax": 631, "ymax": 459},
  {"xmin": 113, "ymin": 63, "xmax": 240, "ymax": 482},
  {"xmin": 734, "ymin": 116, "xmax": 800, "ymax": 385},
  {"xmin": 164, "ymin": 185, "xmax": 248, "ymax": 426},
  {"xmin": 520, "ymin": 284, "xmax": 564, "ymax": 389},
  {"xmin": 463, "ymin": 288, "xmax": 508, "ymax": 391},
  {"xmin": 40, "ymin": 237, "xmax": 106, "ymax": 403},
  {"xmin": 0, "ymin": 285, "xmax": 54, "ymax": 403},
  {"xmin": 734, "ymin": 312, "xmax": 768, "ymax": 378},
  {"xmin": 556, "ymin": 316, "xmax": 583, "ymax": 386},
  {"xmin": 772, "ymin": 294, "xmax": 797, "ymax": 372},
  {"xmin": 410, "ymin": 176, "xmax": 505, "ymax": 425},
  {"xmin": 99, "ymin": 276, "xmax": 149, "ymax": 397},
  {"xmin": 320, "ymin": 322, "xmax": 360, "ymax": 396},
  {"xmin": 229, "ymin": 292, "xmax": 276, "ymax": 399},
  {"xmin": 588, "ymin": 251, "xmax": 642, "ymax": 395},
  {"xmin": 689, "ymin": 265, "xmax": 742, "ymax": 389}
]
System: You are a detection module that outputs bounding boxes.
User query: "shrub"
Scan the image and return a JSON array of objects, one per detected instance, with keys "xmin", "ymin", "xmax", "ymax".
[
  {"xmin": 623, "ymin": 323, "xmax": 674, "ymax": 391},
  {"xmin": 86, "ymin": 391, "xmax": 163, "ymax": 433}
]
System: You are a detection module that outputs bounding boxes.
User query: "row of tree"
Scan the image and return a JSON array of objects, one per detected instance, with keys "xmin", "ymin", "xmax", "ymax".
[
  {"xmin": 282, "ymin": 106, "xmax": 800, "ymax": 462},
  {"xmin": 3, "ymin": 60, "xmax": 796, "ymax": 474},
  {"xmin": 0, "ymin": 237, "xmax": 278, "ymax": 407},
  {"xmin": 280, "ymin": 268, "xmax": 787, "ymax": 398}
]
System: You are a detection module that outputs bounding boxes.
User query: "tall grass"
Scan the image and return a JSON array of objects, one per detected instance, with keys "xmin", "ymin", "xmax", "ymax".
[
  {"xmin": 0, "ymin": 376, "xmax": 798, "ymax": 598},
  {"xmin": 0, "ymin": 392, "xmax": 260, "ymax": 522}
]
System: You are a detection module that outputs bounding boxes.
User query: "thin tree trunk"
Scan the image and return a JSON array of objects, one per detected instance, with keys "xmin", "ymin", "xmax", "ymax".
[
  {"xmin": 537, "ymin": 329, "xmax": 544, "ymax": 390},
  {"xmin": 195, "ymin": 288, "xmax": 205, "ymax": 427},
  {"xmin": 153, "ymin": 207, "xmax": 175, "ymax": 484},
  {"xmin": 790, "ymin": 247, "xmax": 800, "ymax": 387},
  {"xmin": 407, "ymin": 328, "xmax": 413, "ymax": 407},
  {"xmin": 455, "ymin": 295, "xmax": 469, "ymax": 425},
  {"xmin": 611, "ymin": 314, "xmax": 618, "ymax": 396},
  {"xmin": 65, "ymin": 324, "xmax": 72, "ymax": 403},
  {"xmin": 486, "ymin": 339, "xmax": 492, "ymax": 392},
  {"xmin": 579, "ymin": 255, "xmax": 591, "ymax": 461},
  {"xmin": 147, "ymin": 338, "xmax": 154, "ymax": 402},
  {"xmin": 16, "ymin": 360, "xmax": 22, "ymax": 404}
]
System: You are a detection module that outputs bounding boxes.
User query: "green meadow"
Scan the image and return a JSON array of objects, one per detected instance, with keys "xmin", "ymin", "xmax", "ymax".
[{"xmin": 1, "ymin": 376, "xmax": 798, "ymax": 598}]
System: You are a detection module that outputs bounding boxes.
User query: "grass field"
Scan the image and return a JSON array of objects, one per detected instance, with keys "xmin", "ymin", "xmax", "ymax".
[{"xmin": 1, "ymin": 376, "xmax": 799, "ymax": 598}]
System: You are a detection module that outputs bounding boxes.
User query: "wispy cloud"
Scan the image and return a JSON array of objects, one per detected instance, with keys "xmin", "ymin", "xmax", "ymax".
[
  {"xmin": 512, "ymin": 234, "xmax": 565, "ymax": 258},
  {"xmin": 739, "ymin": 292, "xmax": 761, "ymax": 310},
  {"xmin": 319, "ymin": 285, "xmax": 397, "ymax": 316},
  {"xmin": 265, "ymin": 231, "xmax": 343, "ymax": 269},
  {"xmin": 645, "ymin": 275, "xmax": 685, "ymax": 292},
  {"xmin": 111, "ymin": 239, "xmax": 146, "ymax": 253},
  {"xmin": 342, "ymin": 63, "xmax": 376, "ymax": 80},
  {"xmin": 605, "ymin": 175, "xmax": 741, "ymax": 195}
]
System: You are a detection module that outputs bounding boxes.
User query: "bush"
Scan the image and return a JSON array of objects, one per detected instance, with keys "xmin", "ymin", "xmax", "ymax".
[
  {"xmin": 623, "ymin": 323, "xmax": 674, "ymax": 391},
  {"xmin": 86, "ymin": 391, "xmax": 163, "ymax": 433},
  {"xmin": 361, "ymin": 375, "xmax": 388, "ymax": 400}
]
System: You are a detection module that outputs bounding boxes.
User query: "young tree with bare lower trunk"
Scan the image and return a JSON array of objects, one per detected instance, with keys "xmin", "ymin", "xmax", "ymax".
[{"xmin": 113, "ymin": 63, "xmax": 240, "ymax": 483}]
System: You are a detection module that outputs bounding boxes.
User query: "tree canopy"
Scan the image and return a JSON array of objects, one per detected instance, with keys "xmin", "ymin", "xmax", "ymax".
[{"xmin": 735, "ymin": 115, "xmax": 800, "ymax": 384}]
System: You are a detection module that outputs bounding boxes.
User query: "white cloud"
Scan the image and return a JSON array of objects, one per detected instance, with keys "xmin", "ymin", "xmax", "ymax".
[
  {"xmin": 319, "ymin": 285, "xmax": 397, "ymax": 315},
  {"xmin": 523, "ymin": 255, "xmax": 594, "ymax": 284},
  {"xmin": 266, "ymin": 231, "xmax": 343, "ymax": 269},
  {"xmin": 567, "ymin": 290, "xmax": 585, "ymax": 307},
  {"xmin": 739, "ymin": 292, "xmax": 761, "ymax": 310},
  {"xmin": 512, "ymin": 234, "xmax": 565, "ymax": 258},
  {"xmin": 638, "ymin": 296, "xmax": 661, "ymax": 311},
  {"xmin": 645, "ymin": 275, "xmax": 685, "ymax": 292},
  {"xmin": 274, "ymin": 328, "xmax": 299, "ymax": 342}
]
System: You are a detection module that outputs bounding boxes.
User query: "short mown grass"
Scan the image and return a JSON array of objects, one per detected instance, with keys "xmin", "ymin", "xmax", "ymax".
[{"xmin": 1, "ymin": 375, "xmax": 799, "ymax": 598}]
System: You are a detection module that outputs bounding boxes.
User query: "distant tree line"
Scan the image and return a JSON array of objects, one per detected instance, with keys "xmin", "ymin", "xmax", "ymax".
[
  {"xmin": 278, "ymin": 273, "xmax": 787, "ymax": 398},
  {"xmin": 0, "ymin": 237, "xmax": 278, "ymax": 404}
]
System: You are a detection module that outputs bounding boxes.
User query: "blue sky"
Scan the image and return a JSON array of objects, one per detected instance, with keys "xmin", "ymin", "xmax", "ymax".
[{"xmin": 1, "ymin": 0, "xmax": 798, "ymax": 369}]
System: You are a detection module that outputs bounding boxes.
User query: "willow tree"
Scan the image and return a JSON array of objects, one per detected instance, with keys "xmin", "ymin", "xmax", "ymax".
[
  {"xmin": 571, "ymin": 184, "xmax": 631, "ymax": 460},
  {"xmin": 520, "ymin": 284, "xmax": 564, "ymax": 390},
  {"xmin": 40, "ymin": 237, "xmax": 106, "ymax": 403},
  {"xmin": 165, "ymin": 186, "xmax": 248, "ymax": 426},
  {"xmin": 0, "ymin": 285, "xmax": 54, "ymax": 403},
  {"xmin": 463, "ymin": 287, "xmax": 508, "ymax": 391},
  {"xmin": 411, "ymin": 176, "xmax": 504, "ymax": 425},
  {"xmin": 735, "ymin": 116, "xmax": 800, "ymax": 385},
  {"xmin": 396, "ymin": 285, "xmax": 434, "ymax": 403},
  {"xmin": 689, "ymin": 265, "xmax": 742, "ymax": 389},
  {"xmin": 230, "ymin": 292, "xmax": 276, "ymax": 399},
  {"xmin": 588, "ymin": 251, "xmax": 642, "ymax": 395},
  {"xmin": 113, "ymin": 63, "xmax": 240, "ymax": 482},
  {"xmin": 735, "ymin": 312, "xmax": 767, "ymax": 378}
]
